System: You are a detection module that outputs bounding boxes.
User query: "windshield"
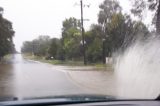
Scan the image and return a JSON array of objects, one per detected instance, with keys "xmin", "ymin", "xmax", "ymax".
[{"xmin": 0, "ymin": 0, "xmax": 159, "ymax": 101}]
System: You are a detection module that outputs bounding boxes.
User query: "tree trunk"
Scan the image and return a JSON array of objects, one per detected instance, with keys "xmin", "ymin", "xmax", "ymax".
[{"xmin": 156, "ymin": 0, "xmax": 160, "ymax": 35}]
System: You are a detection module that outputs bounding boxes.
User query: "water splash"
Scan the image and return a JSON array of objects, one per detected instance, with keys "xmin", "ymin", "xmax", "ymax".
[{"xmin": 114, "ymin": 36, "xmax": 160, "ymax": 99}]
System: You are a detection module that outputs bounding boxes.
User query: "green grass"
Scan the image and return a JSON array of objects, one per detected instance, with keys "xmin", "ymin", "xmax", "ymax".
[
  {"xmin": 42, "ymin": 60, "xmax": 84, "ymax": 66},
  {"xmin": 23, "ymin": 54, "xmax": 43, "ymax": 60},
  {"xmin": 0, "ymin": 54, "xmax": 13, "ymax": 64},
  {"xmin": 3, "ymin": 54, "xmax": 12, "ymax": 60},
  {"xmin": 95, "ymin": 63, "xmax": 112, "ymax": 67},
  {"xmin": 41, "ymin": 59, "xmax": 83, "ymax": 66},
  {"xmin": 93, "ymin": 63, "xmax": 113, "ymax": 71},
  {"xmin": 23, "ymin": 54, "xmax": 84, "ymax": 66},
  {"xmin": 23, "ymin": 54, "xmax": 114, "ymax": 71},
  {"xmin": 23, "ymin": 54, "xmax": 113, "ymax": 70}
]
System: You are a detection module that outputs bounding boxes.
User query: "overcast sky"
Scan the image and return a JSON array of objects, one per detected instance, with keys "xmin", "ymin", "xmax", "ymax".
[{"xmin": 0, "ymin": 0, "xmax": 142, "ymax": 52}]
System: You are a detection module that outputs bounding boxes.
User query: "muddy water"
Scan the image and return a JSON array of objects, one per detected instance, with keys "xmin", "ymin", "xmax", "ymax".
[
  {"xmin": 0, "ymin": 52, "xmax": 159, "ymax": 100},
  {"xmin": 0, "ymin": 63, "xmax": 15, "ymax": 98},
  {"xmin": 0, "ymin": 54, "xmax": 88, "ymax": 100}
]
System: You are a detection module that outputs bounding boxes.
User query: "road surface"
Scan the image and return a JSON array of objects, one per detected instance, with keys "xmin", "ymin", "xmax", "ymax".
[
  {"xmin": 0, "ymin": 54, "xmax": 93, "ymax": 100},
  {"xmin": 0, "ymin": 54, "xmax": 160, "ymax": 100}
]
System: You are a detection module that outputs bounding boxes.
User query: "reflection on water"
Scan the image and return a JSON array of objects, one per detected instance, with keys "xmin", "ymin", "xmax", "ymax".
[
  {"xmin": 115, "ymin": 37, "xmax": 160, "ymax": 99},
  {"xmin": 0, "ymin": 59, "xmax": 15, "ymax": 98},
  {"xmin": 1, "ymin": 51, "xmax": 160, "ymax": 100},
  {"xmin": 0, "ymin": 54, "xmax": 117, "ymax": 100},
  {"xmin": 8, "ymin": 54, "xmax": 89, "ymax": 99}
]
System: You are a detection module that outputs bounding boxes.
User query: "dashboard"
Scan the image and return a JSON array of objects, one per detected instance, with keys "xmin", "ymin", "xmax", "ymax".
[{"xmin": 0, "ymin": 100, "xmax": 160, "ymax": 106}]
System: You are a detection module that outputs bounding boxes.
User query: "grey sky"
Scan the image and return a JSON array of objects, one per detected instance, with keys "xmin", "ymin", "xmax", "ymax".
[{"xmin": 0, "ymin": 0, "xmax": 148, "ymax": 52}]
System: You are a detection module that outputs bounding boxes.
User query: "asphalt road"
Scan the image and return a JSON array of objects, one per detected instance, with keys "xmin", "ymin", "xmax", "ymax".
[{"xmin": 0, "ymin": 54, "xmax": 91, "ymax": 100}]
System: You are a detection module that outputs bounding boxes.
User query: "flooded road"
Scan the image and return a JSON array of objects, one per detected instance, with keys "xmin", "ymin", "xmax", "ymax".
[
  {"xmin": 0, "ymin": 54, "xmax": 160, "ymax": 100},
  {"xmin": 0, "ymin": 54, "xmax": 91, "ymax": 100}
]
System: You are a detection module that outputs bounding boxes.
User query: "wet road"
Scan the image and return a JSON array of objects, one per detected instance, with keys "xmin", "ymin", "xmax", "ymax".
[
  {"xmin": 0, "ymin": 54, "xmax": 90, "ymax": 99},
  {"xmin": 1, "ymin": 54, "xmax": 160, "ymax": 100}
]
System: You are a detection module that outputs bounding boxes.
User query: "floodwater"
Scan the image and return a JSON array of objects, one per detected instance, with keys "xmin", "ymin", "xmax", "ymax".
[
  {"xmin": 0, "ymin": 46, "xmax": 160, "ymax": 101},
  {"xmin": 0, "ymin": 54, "xmax": 90, "ymax": 100}
]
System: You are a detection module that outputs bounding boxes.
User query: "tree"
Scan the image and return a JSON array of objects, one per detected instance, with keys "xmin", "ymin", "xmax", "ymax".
[
  {"xmin": 34, "ymin": 35, "xmax": 50, "ymax": 56},
  {"xmin": 48, "ymin": 38, "xmax": 60, "ymax": 59},
  {"xmin": 0, "ymin": 7, "xmax": 15, "ymax": 58},
  {"xmin": 21, "ymin": 41, "xmax": 33, "ymax": 53},
  {"xmin": 97, "ymin": 0, "xmax": 122, "ymax": 57},
  {"xmin": 21, "ymin": 35, "xmax": 51, "ymax": 56},
  {"xmin": 105, "ymin": 13, "xmax": 149, "ymax": 52},
  {"xmin": 56, "ymin": 40, "xmax": 65, "ymax": 60},
  {"xmin": 61, "ymin": 17, "xmax": 82, "ymax": 60},
  {"xmin": 98, "ymin": 0, "xmax": 122, "ymax": 39},
  {"xmin": 131, "ymin": 0, "xmax": 160, "ymax": 34},
  {"xmin": 85, "ymin": 24, "xmax": 103, "ymax": 62},
  {"xmin": 97, "ymin": 0, "xmax": 150, "ymax": 56}
]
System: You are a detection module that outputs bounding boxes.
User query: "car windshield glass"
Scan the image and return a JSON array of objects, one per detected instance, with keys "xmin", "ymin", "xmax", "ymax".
[{"xmin": 0, "ymin": 0, "xmax": 159, "ymax": 101}]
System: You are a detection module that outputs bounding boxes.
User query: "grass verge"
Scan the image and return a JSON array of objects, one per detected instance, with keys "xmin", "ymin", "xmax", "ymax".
[
  {"xmin": 0, "ymin": 54, "xmax": 13, "ymax": 64},
  {"xmin": 23, "ymin": 54, "xmax": 85, "ymax": 66},
  {"xmin": 23, "ymin": 54, "xmax": 113, "ymax": 70}
]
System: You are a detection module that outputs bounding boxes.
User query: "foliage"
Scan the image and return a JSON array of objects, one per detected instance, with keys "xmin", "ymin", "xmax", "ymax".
[
  {"xmin": 48, "ymin": 38, "xmax": 60, "ymax": 59},
  {"xmin": 21, "ymin": 35, "xmax": 51, "ymax": 56},
  {"xmin": 97, "ymin": 0, "xmax": 150, "ymax": 54},
  {"xmin": 21, "ymin": 41, "xmax": 33, "ymax": 53},
  {"xmin": 34, "ymin": 36, "xmax": 51, "ymax": 56},
  {"xmin": 61, "ymin": 17, "xmax": 82, "ymax": 60},
  {"xmin": 0, "ymin": 8, "xmax": 15, "ymax": 58},
  {"xmin": 98, "ymin": 0, "xmax": 122, "ymax": 38},
  {"xmin": 106, "ymin": 13, "xmax": 149, "ymax": 52},
  {"xmin": 21, "ymin": 0, "xmax": 150, "ymax": 64},
  {"xmin": 130, "ymin": 0, "xmax": 160, "ymax": 34},
  {"xmin": 85, "ymin": 25, "xmax": 103, "ymax": 62}
]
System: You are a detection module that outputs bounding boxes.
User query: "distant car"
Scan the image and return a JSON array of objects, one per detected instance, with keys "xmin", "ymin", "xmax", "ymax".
[{"xmin": 45, "ymin": 56, "xmax": 54, "ymax": 60}]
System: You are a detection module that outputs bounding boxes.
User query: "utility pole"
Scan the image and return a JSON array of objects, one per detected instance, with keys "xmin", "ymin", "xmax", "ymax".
[
  {"xmin": 102, "ymin": 25, "xmax": 106, "ymax": 64},
  {"xmin": 102, "ymin": 39, "xmax": 106, "ymax": 64},
  {"xmin": 80, "ymin": 0, "xmax": 86, "ymax": 65}
]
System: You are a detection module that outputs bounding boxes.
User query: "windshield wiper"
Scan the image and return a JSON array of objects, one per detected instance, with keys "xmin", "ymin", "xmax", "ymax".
[
  {"xmin": 23, "ymin": 94, "xmax": 115, "ymax": 101},
  {"xmin": 155, "ymin": 95, "xmax": 160, "ymax": 100},
  {"xmin": 0, "ymin": 97, "xmax": 18, "ymax": 102},
  {"xmin": 0, "ymin": 94, "xmax": 115, "ymax": 106}
]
